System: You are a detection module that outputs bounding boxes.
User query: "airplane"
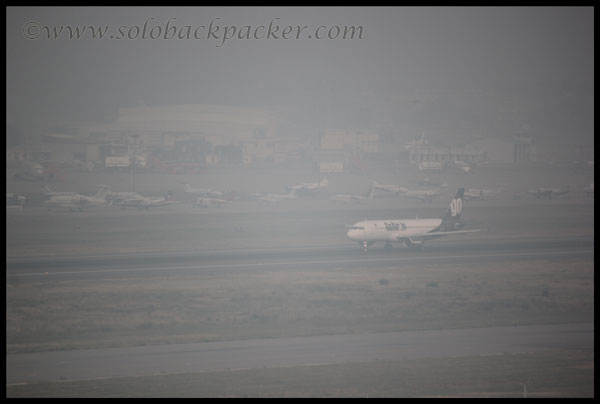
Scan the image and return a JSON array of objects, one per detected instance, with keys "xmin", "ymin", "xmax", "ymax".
[
  {"xmin": 346, "ymin": 188, "xmax": 480, "ymax": 251},
  {"xmin": 404, "ymin": 132, "xmax": 427, "ymax": 151},
  {"xmin": 106, "ymin": 190, "xmax": 145, "ymax": 205},
  {"xmin": 42, "ymin": 185, "xmax": 76, "ymax": 197},
  {"xmin": 256, "ymin": 189, "xmax": 298, "ymax": 205},
  {"xmin": 527, "ymin": 186, "xmax": 570, "ymax": 199},
  {"xmin": 373, "ymin": 181, "xmax": 409, "ymax": 195},
  {"xmin": 464, "ymin": 187, "xmax": 503, "ymax": 201},
  {"xmin": 574, "ymin": 160, "xmax": 594, "ymax": 172},
  {"xmin": 43, "ymin": 186, "xmax": 111, "ymax": 211},
  {"xmin": 6, "ymin": 193, "xmax": 26, "ymax": 210},
  {"xmin": 286, "ymin": 178, "xmax": 328, "ymax": 193},
  {"xmin": 399, "ymin": 183, "xmax": 448, "ymax": 203},
  {"xmin": 415, "ymin": 177, "xmax": 447, "ymax": 187},
  {"xmin": 331, "ymin": 182, "xmax": 376, "ymax": 203},
  {"xmin": 182, "ymin": 183, "xmax": 223, "ymax": 198},
  {"xmin": 448, "ymin": 160, "xmax": 474, "ymax": 174},
  {"xmin": 193, "ymin": 196, "xmax": 229, "ymax": 208},
  {"xmin": 116, "ymin": 192, "xmax": 175, "ymax": 209}
]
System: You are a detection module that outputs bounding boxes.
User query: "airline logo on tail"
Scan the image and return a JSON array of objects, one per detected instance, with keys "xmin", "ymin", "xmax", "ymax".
[
  {"xmin": 450, "ymin": 196, "xmax": 462, "ymax": 217},
  {"xmin": 444, "ymin": 188, "xmax": 464, "ymax": 220}
]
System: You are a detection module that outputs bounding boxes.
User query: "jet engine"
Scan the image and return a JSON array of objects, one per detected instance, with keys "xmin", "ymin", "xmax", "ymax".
[{"xmin": 403, "ymin": 238, "xmax": 424, "ymax": 248}]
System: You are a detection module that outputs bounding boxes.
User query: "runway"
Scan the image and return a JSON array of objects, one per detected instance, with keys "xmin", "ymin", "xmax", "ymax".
[
  {"xmin": 6, "ymin": 235, "xmax": 594, "ymax": 385},
  {"xmin": 6, "ymin": 235, "xmax": 594, "ymax": 280}
]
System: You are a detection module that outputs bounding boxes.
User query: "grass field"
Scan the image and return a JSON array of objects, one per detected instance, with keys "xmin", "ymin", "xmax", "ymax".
[
  {"xmin": 6, "ymin": 350, "xmax": 593, "ymax": 397},
  {"xmin": 7, "ymin": 255, "xmax": 593, "ymax": 354}
]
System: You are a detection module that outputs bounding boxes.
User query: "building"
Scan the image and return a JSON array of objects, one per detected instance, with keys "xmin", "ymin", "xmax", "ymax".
[
  {"xmin": 512, "ymin": 133, "xmax": 535, "ymax": 163},
  {"xmin": 409, "ymin": 145, "xmax": 486, "ymax": 166},
  {"xmin": 319, "ymin": 130, "xmax": 379, "ymax": 154},
  {"xmin": 54, "ymin": 104, "xmax": 298, "ymax": 168},
  {"xmin": 318, "ymin": 130, "xmax": 379, "ymax": 171}
]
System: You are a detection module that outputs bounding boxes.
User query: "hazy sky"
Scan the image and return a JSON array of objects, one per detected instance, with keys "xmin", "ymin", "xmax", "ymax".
[{"xmin": 6, "ymin": 7, "xmax": 594, "ymax": 133}]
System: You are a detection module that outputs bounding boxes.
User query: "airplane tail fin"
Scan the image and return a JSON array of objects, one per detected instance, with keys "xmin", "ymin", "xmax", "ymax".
[
  {"xmin": 441, "ymin": 188, "xmax": 465, "ymax": 229},
  {"xmin": 92, "ymin": 186, "xmax": 110, "ymax": 203},
  {"xmin": 42, "ymin": 185, "xmax": 53, "ymax": 195},
  {"xmin": 368, "ymin": 182, "xmax": 376, "ymax": 200}
]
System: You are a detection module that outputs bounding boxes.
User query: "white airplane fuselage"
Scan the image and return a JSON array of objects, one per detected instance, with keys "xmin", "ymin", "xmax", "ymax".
[
  {"xmin": 401, "ymin": 190, "xmax": 441, "ymax": 202},
  {"xmin": 43, "ymin": 186, "xmax": 110, "ymax": 211},
  {"xmin": 183, "ymin": 183, "xmax": 222, "ymax": 198},
  {"xmin": 373, "ymin": 183, "xmax": 409, "ymax": 194},
  {"xmin": 347, "ymin": 218, "xmax": 442, "ymax": 243},
  {"xmin": 43, "ymin": 195, "xmax": 91, "ymax": 211},
  {"xmin": 346, "ymin": 188, "xmax": 479, "ymax": 250}
]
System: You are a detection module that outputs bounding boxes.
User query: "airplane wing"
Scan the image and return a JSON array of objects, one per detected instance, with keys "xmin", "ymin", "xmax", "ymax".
[{"xmin": 118, "ymin": 198, "xmax": 144, "ymax": 207}]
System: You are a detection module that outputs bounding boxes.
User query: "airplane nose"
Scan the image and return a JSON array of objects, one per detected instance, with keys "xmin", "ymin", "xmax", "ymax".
[{"xmin": 346, "ymin": 229, "xmax": 355, "ymax": 240}]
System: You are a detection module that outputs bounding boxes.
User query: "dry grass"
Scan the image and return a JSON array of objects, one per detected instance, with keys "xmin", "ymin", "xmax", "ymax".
[
  {"xmin": 6, "ymin": 350, "xmax": 593, "ymax": 397},
  {"xmin": 7, "ymin": 255, "xmax": 594, "ymax": 353}
]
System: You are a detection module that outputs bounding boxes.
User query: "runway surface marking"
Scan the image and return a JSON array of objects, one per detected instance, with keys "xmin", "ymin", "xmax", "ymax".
[{"xmin": 7, "ymin": 249, "xmax": 593, "ymax": 277}]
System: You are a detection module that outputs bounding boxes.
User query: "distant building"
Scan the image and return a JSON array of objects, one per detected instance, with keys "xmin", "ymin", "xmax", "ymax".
[
  {"xmin": 241, "ymin": 137, "xmax": 305, "ymax": 165},
  {"xmin": 318, "ymin": 151, "xmax": 346, "ymax": 173},
  {"xmin": 7, "ymin": 146, "xmax": 53, "ymax": 163},
  {"xmin": 409, "ymin": 145, "xmax": 486, "ymax": 166},
  {"xmin": 41, "ymin": 133, "xmax": 100, "ymax": 164},
  {"xmin": 319, "ymin": 130, "xmax": 378, "ymax": 154},
  {"xmin": 318, "ymin": 130, "xmax": 379, "ymax": 171},
  {"xmin": 513, "ymin": 133, "xmax": 535, "ymax": 163},
  {"xmin": 46, "ymin": 104, "xmax": 304, "ymax": 167},
  {"xmin": 467, "ymin": 138, "xmax": 515, "ymax": 164}
]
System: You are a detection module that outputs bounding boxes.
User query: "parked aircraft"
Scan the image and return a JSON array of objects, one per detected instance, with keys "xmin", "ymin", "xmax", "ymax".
[
  {"xmin": 116, "ymin": 192, "xmax": 175, "ymax": 209},
  {"xmin": 106, "ymin": 190, "xmax": 145, "ymax": 205},
  {"xmin": 415, "ymin": 177, "xmax": 447, "ymax": 187},
  {"xmin": 42, "ymin": 185, "xmax": 76, "ymax": 197},
  {"xmin": 346, "ymin": 188, "xmax": 480, "ymax": 251},
  {"xmin": 193, "ymin": 196, "xmax": 229, "ymax": 208},
  {"xmin": 527, "ymin": 186, "xmax": 570, "ymax": 199},
  {"xmin": 182, "ymin": 183, "xmax": 223, "ymax": 198},
  {"xmin": 373, "ymin": 181, "xmax": 409, "ymax": 195},
  {"xmin": 43, "ymin": 186, "xmax": 111, "ymax": 211},
  {"xmin": 448, "ymin": 160, "xmax": 474, "ymax": 174},
  {"xmin": 257, "ymin": 189, "xmax": 298, "ymax": 205},
  {"xmin": 464, "ymin": 187, "xmax": 503, "ymax": 201},
  {"xmin": 331, "ymin": 182, "xmax": 376, "ymax": 203},
  {"xmin": 6, "ymin": 193, "xmax": 26, "ymax": 210},
  {"xmin": 399, "ymin": 183, "xmax": 448, "ymax": 203},
  {"xmin": 286, "ymin": 178, "xmax": 328, "ymax": 193},
  {"xmin": 404, "ymin": 132, "xmax": 427, "ymax": 151}
]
